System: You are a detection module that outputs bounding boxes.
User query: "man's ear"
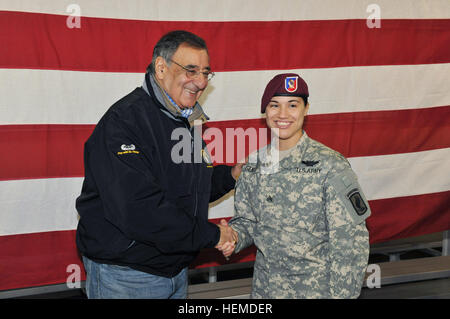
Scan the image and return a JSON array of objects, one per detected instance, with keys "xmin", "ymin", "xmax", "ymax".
[
  {"xmin": 304, "ymin": 102, "xmax": 310, "ymax": 115},
  {"xmin": 154, "ymin": 56, "xmax": 166, "ymax": 80}
]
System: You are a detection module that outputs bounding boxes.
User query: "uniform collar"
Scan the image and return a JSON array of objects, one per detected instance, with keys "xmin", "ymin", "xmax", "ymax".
[
  {"xmin": 279, "ymin": 132, "xmax": 310, "ymax": 169},
  {"xmin": 246, "ymin": 132, "xmax": 311, "ymax": 172}
]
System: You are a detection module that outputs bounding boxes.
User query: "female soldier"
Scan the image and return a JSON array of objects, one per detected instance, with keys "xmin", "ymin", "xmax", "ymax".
[{"xmin": 222, "ymin": 73, "xmax": 370, "ymax": 298}]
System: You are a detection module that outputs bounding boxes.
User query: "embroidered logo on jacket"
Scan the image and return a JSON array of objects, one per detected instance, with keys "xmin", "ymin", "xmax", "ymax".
[
  {"xmin": 117, "ymin": 144, "xmax": 140, "ymax": 155},
  {"xmin": 301, "ymin": 160, "xmax": 319, "ymax": 166},
  {"xmin": 202, "ymin": 148, "xmax": 213, "ymax": 168},
  {"xmin": 297, "ymin": 160, "xmax": 321, "ymax": 173},
  {"xmin": 121, "ymin": 144, "xmax": 135, "ymax": 151}
]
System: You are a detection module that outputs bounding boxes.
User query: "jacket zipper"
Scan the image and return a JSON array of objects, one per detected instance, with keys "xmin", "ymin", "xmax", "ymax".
[{"xmin": 187, "ymin": 122, "xmax": 198, "ymax": 217}]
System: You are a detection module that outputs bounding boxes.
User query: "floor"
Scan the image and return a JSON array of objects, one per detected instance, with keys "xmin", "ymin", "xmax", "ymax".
[{"xmin": 10, "ymin": 250, "xmax": 450, "ymax": 299}]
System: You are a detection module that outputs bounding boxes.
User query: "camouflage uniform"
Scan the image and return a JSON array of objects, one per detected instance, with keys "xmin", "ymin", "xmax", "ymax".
[{"xmin": 229, "ymin": 132, "xmax": 370, "ymax": 299}]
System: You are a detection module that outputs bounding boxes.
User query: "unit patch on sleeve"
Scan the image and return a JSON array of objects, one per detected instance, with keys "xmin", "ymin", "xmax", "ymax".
[
  {"xmin": 347, "ymin": 189, "xmax": 368, "ymax": 216},
  {"xmin": 328, "ymin": 169, "xmax": 371, "ymax": 224}
]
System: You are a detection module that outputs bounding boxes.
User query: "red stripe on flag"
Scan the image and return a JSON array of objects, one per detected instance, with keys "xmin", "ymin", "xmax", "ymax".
[
  {"xmin": 0, "ymin": 230, "xmax": 85, "ymax": 291},
  {"xmin": 1, "ymin": 191, "xmax": 448, "ymax": 290},
  {"xmin": 205, "ymin": 105, "xmax": 450, "ymax": 163},
  {"xmin": 1, "ymin": 11, "xmax": 449, "ymax": 72},
  {"xmin": 367, "ymin": 191, "xmax": 450, "ymax": 244},
  {"xmin": 1, "ymin": 106, "xmax": 448, "ymax": 180},
  {"xmin": 0, "ymin": 124, "xmax": 94, "ymax": 181},
  {"xmin": 305, "ymin": 105, "xmax": 450, "ymax": 158}
]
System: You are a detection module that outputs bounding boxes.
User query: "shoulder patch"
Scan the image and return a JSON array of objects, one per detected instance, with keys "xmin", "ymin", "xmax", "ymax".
[
  {"xmin": 328, "ymin": 169, "xmax": 371, "ymax": 224},
  {"xmin": 347, "ymin": 189, "xmax": 368, "ymax": 216}
]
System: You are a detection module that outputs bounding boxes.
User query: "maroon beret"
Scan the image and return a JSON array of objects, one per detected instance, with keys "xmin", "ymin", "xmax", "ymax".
[{"xmin": 261, "ymin": 73, "xmax": 309, "ymax": 113}]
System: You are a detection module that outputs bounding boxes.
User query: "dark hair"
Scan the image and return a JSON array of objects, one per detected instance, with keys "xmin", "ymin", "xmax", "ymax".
[
  {"xmin": 147, "ymin": 30, "xmax": 208, "ymax": 74},
  {"xmin": 300, "ymin": 95, "xmax": 308, "ymax": 106}
]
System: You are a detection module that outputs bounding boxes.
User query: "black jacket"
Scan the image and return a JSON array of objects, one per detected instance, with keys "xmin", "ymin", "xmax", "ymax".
[{"xmin": 76, "ymin": 76, "xmax": 235, "ymax": 277}]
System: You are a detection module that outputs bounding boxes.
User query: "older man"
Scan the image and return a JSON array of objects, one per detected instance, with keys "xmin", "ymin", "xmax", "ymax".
[{"xmin": 76, "ymin": 30, "xmax": 238, "ymax": 299}]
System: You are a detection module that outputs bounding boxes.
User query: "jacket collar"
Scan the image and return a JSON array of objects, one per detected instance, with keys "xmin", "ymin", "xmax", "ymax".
[{"xmin": 142, "ymin": 72, "xmax": 209, "ymax": 127}]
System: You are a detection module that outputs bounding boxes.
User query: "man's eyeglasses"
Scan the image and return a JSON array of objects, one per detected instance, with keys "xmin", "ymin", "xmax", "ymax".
[{"xmin": 169, "ymin": 59, "xmax": 215, "ymax": 81}]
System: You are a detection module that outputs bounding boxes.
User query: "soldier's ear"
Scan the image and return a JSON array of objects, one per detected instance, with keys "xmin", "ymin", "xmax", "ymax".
[{"xmin": 304, "ymin": 103, "xmax": 310, "ymax": 115}]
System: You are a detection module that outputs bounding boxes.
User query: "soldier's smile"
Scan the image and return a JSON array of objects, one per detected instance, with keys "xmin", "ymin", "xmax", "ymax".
[{"xmin": 274, "ymin": 120, "xmax": 293, "ymax": 129}]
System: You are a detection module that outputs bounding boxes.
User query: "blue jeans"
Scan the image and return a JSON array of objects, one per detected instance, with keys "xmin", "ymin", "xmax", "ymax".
[{"xmin": 82, "ymin": 256, "xmax": 188, "ymax": 299}]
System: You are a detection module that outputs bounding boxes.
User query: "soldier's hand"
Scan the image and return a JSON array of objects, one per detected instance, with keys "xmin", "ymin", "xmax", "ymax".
[
  {"xmin": 215, "ymin": 219, "xmax": 238, "ymax": 258},
  {"xmin": 219, "ymin": 240, "xmax": 236, "ymax": 258}
]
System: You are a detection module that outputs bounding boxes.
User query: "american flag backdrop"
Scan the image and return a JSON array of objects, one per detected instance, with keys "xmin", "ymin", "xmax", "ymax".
[{"xmin": 0, "ymin": 0, "xmax": 449, "ymax": 291}]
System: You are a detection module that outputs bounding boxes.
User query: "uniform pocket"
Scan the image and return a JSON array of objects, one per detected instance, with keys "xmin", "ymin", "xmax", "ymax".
[{"xmin": 259, "ymin": 170, "xmax": 324, "ymax": 233}]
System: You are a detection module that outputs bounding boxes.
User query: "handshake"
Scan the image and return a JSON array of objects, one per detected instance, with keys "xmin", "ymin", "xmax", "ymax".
[{"xmin": 215, "ymin": 219, "xmax": 238, "ymax": 259}]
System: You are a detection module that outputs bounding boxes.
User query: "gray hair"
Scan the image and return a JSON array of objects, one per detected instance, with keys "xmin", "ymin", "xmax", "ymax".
[{"xmin": 147, "ymin": 30, "xmax": 209, "ymax": 74}]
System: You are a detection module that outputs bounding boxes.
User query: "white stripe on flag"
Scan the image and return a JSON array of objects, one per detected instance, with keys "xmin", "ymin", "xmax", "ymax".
[
  {"xmin": 1, "ymin": 63, "xmax": 449, "ymax": 124},
  {"xmin": 349, "ymin": 148, "xmax": 450, "ymax": 201},
  {"xmin": 0, "ymin": 0, "xmax": 449, "ymax": 21},
  {"xmin": 0, "ymin": 177, "xmax": 83, "ymax": 236}
]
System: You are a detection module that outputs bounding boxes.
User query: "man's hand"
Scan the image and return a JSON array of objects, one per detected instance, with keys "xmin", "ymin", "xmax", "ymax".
[
  {"xmin": 215, "ymin": 219, "xmax": 238, "ymax": 258},
  {"xmin": 231, "ymin": 157, "xmax": 248, "ymax": 180},
  {"xmin": 219, "ymin": 240, "xmax": 236, "ymax": 258}
]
